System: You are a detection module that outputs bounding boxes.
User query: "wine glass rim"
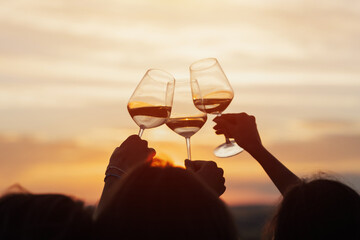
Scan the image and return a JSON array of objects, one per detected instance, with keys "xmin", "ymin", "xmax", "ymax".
[
  {"xmin": 146, "ymin": 68, "xmax": 175, "ymax": 83},
  {"xmin": 189, "ymin": 57, "xmax": 218, "ymax": 71}
]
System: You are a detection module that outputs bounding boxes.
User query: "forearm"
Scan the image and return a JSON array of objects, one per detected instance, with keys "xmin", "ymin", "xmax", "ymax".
[
  {"xmin": 247, "ymin": 145, "xmax": 301, "ymax": 195},
  {"xmin": 94, "ymin": 172, "xmax": 123, "ymax": 219},
  {"xmin": 94, "ymin": 181, "xmax": 112, "ymax": 219}
]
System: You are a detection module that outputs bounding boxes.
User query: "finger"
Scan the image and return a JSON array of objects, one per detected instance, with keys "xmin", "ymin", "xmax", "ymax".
[
  {"xmin": 213, "ymin": 113, "xmax": 238, "ymax": 123},
  {"xmin": 215, "ymin": 130, "xmax": 225, "ymax": 135},
  {"xmin": 213, "ymin": 116, "xmax": 225, "ymax": 123},
  {"xmin": 218, "ymin": 168, "xmax": 224, "ymax": 176},
  {"xmin": 148, "ymin": 148, "xmax": 156, "ymax": 157},
  {"xmin": 202, "ymin": 161, "xmax": 217, "ymax": 169},
  {"xmin": 213, "ymin": 113, "xmax": 236, "ymax": 121},
  {"xmin": 188, "ymin": 160, "xmax": 208, "ymax": 171},
  {"xmin": 213, "ymin": 124, "xmax": 228, "ymax": 132},
  {"xmin": 184, "ymin": 159, "xmax": 195, "ymax": 171},
  {"xmin": 214, "ymin": 126, "xmax": 232, "ymax": 137},
  {"xmin": 141, "ymin": 139, "xmax": 149, "ymax": 148},
  {"xmin": 219, "ymin": 186, "xmax": 226, "ymax": 196},
  {"xmin": 188, "ymin": 160, "xmax": 214, "ymax": 171},
  {"xmin": 213, "ymin": 124, "xmax": 226, "ymax": 133},
  {"xmin": 146, "ymin": 155, "xmax": 154, "ymax": 163},
  {"xmin": 215, "ymin": 113, "xmax": 251, "ymax": 125},
  {"xmin": 126, "ymin": 134, "xmax": 141, "ymax": 142},
  {"xmin": 213, "ymin": 119, "xmax": 226, "ymax": 128},
  {"xmin": 238, "ymin": 112, "xmax": 249, "ymax": 117},
  {"xmin": 119, "ymin": 135, "xmax": 142, "ymax": 149},
  {"xmin": 220, "ymin": 176, "xmax": 225, "ymax": 184},
  {"xmin": 213, "ymin": 117, "xmax": 237, "ymax": 130},
  {"xmin": 249, "ymin": 115, "xmax": 256, "ymax": 122}
]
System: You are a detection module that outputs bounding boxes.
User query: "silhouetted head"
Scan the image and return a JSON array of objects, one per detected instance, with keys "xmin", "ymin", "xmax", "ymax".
[
  {"xmin": 266, "ymin": 178, "xmax": 360, "ymax": 240},
  {"xmin": 95, "ymin": 164, "xmax": 238, "ymax": 240},
  {"xmin": 0, "ymin": 191, "xmax": 93, "ymax": 239}
]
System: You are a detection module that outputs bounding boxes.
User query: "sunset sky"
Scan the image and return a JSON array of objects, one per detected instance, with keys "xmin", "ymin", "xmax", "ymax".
[{"xmin": 1, "ymin": 0, "xmax": 360, "ymax": 205}]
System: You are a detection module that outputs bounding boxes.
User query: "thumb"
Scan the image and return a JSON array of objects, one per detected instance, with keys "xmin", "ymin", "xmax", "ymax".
[{"xmin": 184, "ymin": 159, "xmax": 195, "ymax": 171}]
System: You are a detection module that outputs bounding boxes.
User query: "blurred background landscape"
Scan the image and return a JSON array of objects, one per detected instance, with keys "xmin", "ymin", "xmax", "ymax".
[{"xmin": 1, "ymin": 1, "xmax": 360, "ymax": 237}]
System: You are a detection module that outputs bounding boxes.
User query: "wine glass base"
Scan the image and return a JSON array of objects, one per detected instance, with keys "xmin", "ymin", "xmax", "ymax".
[{"xmin": 213, "ymin": 140, "xmax": 243, "ymax": 158}]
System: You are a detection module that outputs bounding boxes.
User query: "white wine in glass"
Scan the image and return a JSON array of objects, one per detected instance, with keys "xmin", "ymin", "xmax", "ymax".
[
  {"xmin": 190, "ymin": 58, "xmax": 243, "ymax": 158},
  {"xmin": 166, "ymin": 79, "xmax": 207, "ymax": 160},
  {"xmin": 127, "ymin": 69, "xmax": 175, "ymax": 137}
]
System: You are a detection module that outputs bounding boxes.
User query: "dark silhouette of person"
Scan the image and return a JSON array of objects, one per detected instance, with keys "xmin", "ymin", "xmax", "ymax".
[
  {"xmin": 94, "ymin": 135, "xmax": 237, "ymax": 239},
  {"xmin": 0, "ymin": 189, "xmax": 93, "ymax": 239},
  {"xmin": 214, "ymin": 112, "xmax": 360, "ymax": 240},
  {"xmin": 267, "ymin": 178, "xmax": 360, "ymax": 240},
  {"xmin": 95, "ymin": 164, "xmax": 238, "ymax": 240},
  {"xmin": 97, "ymin": 135, "xmax": 227, "ymax": 215}
]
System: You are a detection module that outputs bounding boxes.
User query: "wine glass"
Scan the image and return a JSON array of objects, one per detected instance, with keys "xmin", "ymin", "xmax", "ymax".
[
  {"xmin": 127, "ymin": 69, "xmax": 175, "ymax": 137},
  {"xmin": 190, "ymin": 58, "xmax": 243, "ymax": 158},
  {"xmin": 166, "ymin": 79, "xmax": 207, "ymax": 160}
]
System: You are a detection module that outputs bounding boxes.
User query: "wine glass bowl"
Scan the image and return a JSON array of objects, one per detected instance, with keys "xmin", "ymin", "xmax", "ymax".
[
  {"xmin": 190, "ymin": 58, "xmax": 243, "ymax": 158},
  {"xmin": 166, "ymin": 79, "xmax": 207, "ymax": 160},
  {"xmin": 127, "ymin": 102, "xmax": 171, "ymax": 129},
  {"xmin": 127, "ymin": 69, "xmax": 175, "ymax": 137},
  {"xmin": 191, "ymin": 58, "xmax": 234, "ymax": 115},
  {"xmin": 166, "ymin": 116, "xmax": 207, "ymax": 139},
  {"xmin": 193, "ymin": 91, "xmax": 234, "ymax": 115}
]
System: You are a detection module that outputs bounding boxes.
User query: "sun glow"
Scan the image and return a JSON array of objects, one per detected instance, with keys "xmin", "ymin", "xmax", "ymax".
[{"xmin": 1, "ymin": 0, "xmax": 359, "ymax": 205}]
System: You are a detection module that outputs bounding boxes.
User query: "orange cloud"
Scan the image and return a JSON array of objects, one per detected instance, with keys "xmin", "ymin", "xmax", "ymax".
[{"xmin": 1, "ymin": 132, "xmax": 360, "ymax": 206}]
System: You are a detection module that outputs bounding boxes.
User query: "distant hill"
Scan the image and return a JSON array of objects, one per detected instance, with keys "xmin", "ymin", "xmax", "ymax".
[{"xmin": 230, "ymin": 205, "xmax": 275, "ymax": 240}]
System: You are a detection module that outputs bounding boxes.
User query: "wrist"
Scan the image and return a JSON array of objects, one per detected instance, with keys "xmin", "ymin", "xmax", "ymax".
[
  {"xmin": 245, "ymin": 144, "xmax": 266, "ymax": 157},
  {"xmin": 106, "ymin": 165, "xmax": 126, "ymax": 174},
  {"xmin": 104, "ymin": 165, "xmax": 127, "ymax": 182}
]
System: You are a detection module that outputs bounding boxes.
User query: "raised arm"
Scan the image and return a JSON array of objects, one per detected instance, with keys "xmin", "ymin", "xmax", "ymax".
[
  {"xmin": 95, "ymin": 135, "xmax": 156, "ymax": 218},
  {"xmin": 213, "ymin": 113, "xmax": 300, "ymax": 195}
]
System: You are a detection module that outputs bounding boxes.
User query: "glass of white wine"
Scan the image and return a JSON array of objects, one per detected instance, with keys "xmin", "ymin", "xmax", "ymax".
[
  {"xmin": 190, "ymin": 58, "xmax": 243, "ymax": 158},
  {"xmin": 127, "ymin": 69, "xmax": 175, "ymax": 137},
  {"xmin": 166, "ymin": 79, "xmax": 207, "ymax": 160}
]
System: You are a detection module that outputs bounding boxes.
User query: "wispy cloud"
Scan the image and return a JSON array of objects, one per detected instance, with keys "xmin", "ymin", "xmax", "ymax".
[{"xmin": 1, "ymin": 0, "xmax": 359, "ymax": 85}]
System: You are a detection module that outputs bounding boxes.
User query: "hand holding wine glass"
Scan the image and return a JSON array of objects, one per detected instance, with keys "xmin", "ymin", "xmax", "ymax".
[
  {"xmin": 190, "ymin": 58, "xmax": 243, "ymax": 158},
  {"xmin": 166, "ymin": 79, "xmax": 207, "ymax": 160},
  {"xmin": 128, "ymin": 69, "xmax": 175, "ymax": 137}
]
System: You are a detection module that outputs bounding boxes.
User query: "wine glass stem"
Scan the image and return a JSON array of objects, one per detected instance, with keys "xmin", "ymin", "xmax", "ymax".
[
  {"xmin": 138, "ymin": 128, "xmax": 144, "ymax": 138},
  {"xmin": 185, "ymin": 137, "xmax": 191, "ymax": 160}
]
